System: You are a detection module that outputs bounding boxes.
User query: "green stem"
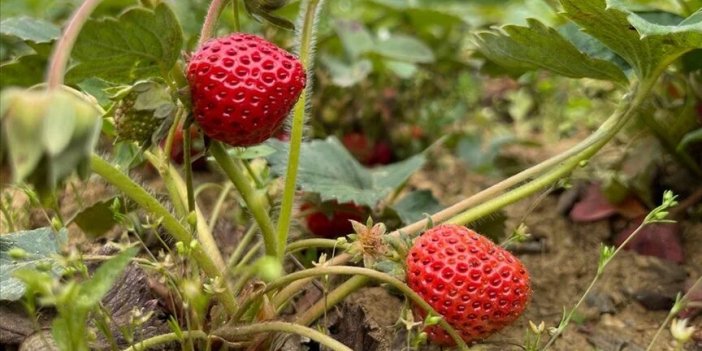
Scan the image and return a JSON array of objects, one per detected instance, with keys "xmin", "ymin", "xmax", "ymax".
[
  {"xmin": 275, "ymin": 0, "xmax": 324, "ymax": 260},
  {"xmin": 285, "ymin": 238, "xmax": 343, "ymax": 254},
  {"xmin": 209, "ymin": 182, "xmax": 233, "ymax": 232},
  {"xmin": 235, "ymin": 266, "xmax": 469, "ymax": 350},
  {"xmin": 121, "ymin": 330, "xmax": 208, "ymax": 351},
  {"xmin": 47, "ymin": 0, "xmax": 103, "ymax": 88},
  {"xmin": 90, "ymin": 154, "xmax": 237, "ymax": 314},
  {"xmin": 214, "ymin": 321, "xmax": 352, "ymax": 351},
  {"xmin": 232, "ymin": 0, "xmax": 241, "ymax": 32},
  {"xmin": 183, "ymin": 121, "xmax": 196, "ymax": 212},
  {"xmin": 210, "ymin": 141, "xmax": 277, "ymax": 257},
  {"xmin": 292, "ymin": 275, "xmax": 369, "ymax": 325},
  {"xmin": 448, "ymin": 82, "xmax": 651, "ymax": 226},
  {"xmin": 227, "ymin": 224, "xmax": 257, "ymax": 269},
  {"xmin": 144, "ymin": 151, "xmax": 227, "ymax": 272},
  {"xmin": 0, "ymin": 198, "xmax": 16, "ymax": 232},
  {"xmin": 198, "ymin": 0, "xmax": 231, "ymax": 47}
]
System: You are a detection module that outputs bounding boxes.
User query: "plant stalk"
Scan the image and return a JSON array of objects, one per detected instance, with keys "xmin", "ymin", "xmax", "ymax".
[
  {"xmin": 198, "ymin": 0, "xmax": 231, "ymax": 47},
  {"xmin": 90, "ymin": 154, "xmax": 237, "ymax": 314},
  {"xmin": 121, "ymin": 331, "xmax": 208, "ymax": 351},
  {"xmin": 275, "ymin": 0, "xmax": 324, "ymax": 260},
  {"xmin": 210, "ymin": 141, "xmax": 277, "ymax": 257},
  {"xmin": 235, "ymin": 266, "xmax": 469, "ymax": 350},
  {"xmin": 47, "ymin": 0, "xmax": 103, "ymax": 88},
  {"xmin": 214, "ymin": 321, "xmax": 352, "ymax": 351}
]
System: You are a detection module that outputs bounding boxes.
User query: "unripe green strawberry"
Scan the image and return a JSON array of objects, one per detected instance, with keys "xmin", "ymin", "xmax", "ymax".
[
  {"xmin": 187, "ymin": 33, "xmax": 306, "ymax": 146},
  {"xmin": 113, "ymin": 81, "xmax": 174, "ymax": 145},
  {"xmin": 114, "ymin": 93, "xmax": 161, "ymax": 143},
  {"xmin": 406, "ymin": 224, "xmax": 531, "ymax": 346}
]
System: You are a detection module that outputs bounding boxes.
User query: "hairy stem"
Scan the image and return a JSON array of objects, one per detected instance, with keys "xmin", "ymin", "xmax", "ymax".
[
  {"xmin": 144, "ymin": 151, "xmax": 227, "ymax": 272},
  {"xmin": 235, "ymin": 266, "xmax": 469, "ymax": 350},
  {"xmin": 121, "ymin": 331, "xmax": 208, "ymax": 351},
  {"xmin": 275, "ymin": 0, "xmax": 324, "ymax": 260},
  {"xmin": 285, "ymin": 238, "xmax": 343, "ymax": 254},
  {"xmin": 91, "ymin": 154, "xmax": 237, "ymax": 314},
  {"xmin": 214, "ymin": 321, "xmax": 352, "ymax": 351},
  {"xmin": 198, "ymin": 0, "xmax": 231, "ymax": 47},
  {"xmin": 47, "ymin": 0, "xmax": 102, "ymax": 88},
  {"xmin": 210, "ymin": 141, "xmax": 277, "ymax": 257}
]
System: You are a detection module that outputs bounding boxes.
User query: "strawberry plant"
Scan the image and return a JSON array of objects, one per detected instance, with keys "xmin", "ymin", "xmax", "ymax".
[{"xmin": 0, "ymin": 0, "xmax": 701, "ymax": 351}]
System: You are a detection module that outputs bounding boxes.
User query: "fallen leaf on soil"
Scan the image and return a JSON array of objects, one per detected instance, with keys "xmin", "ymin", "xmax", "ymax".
[
  {"xmin": 614, "ymin": 217, "xmax": 683, "ymax": 263},
  {"xmin": 569, "ymin": 183, "xmax": 647, "ymax": 222}
]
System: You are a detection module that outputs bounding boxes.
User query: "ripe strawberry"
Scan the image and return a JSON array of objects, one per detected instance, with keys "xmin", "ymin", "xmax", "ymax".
[
  {"xmin": 301, "ymin": 201, "xmax": 366, "ymax": 239},
  {"xmin": 164, "ymin": 124, "xmax": 208, "ymax": 170},
  {"xmin": 187, "ymin": 33, "xmax": 306, "ymax": 146},
  {"xmin": 342, "ymin": 133, "xmax": 374, "ymax": 165},
  {"xmin": 406, "ymin": 224, "xmax": 530, "ymax": 346}
]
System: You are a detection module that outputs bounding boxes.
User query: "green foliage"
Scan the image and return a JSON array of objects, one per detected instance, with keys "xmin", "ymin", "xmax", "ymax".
[
  {"xmin": 392, "ymin": 190, "xmax": 443, "ymax": 224},
  {"xmin": 475, "ymin": 19, "xmax": 628, "ymax": 83},
  {"xmin": 69, "ymin": 196, "xmax": 120, "ymax": 238},
  {"xmin": 0, "ymin": 227, "xmax": 67, "ymax": 301},
  {"xmin": 267, "ymin": 137, "xmax": 426, "ymax": 207},
  {"xmin": 476, "ymin": 0, "xmax": 702, "ymax": 83},
  {"xmin": 561, "ymin": 0, "xmax": 701, "ymax": 80},
  {"xmin": 66, "ymin": 3, "xmax": 184, "ymax": 84},
  {"xmin": 0, "ymin": 17, "xmax": 61, "ymax": 43},
  {"xmin": 0, "ymin": 87, "xmax": 103, "ymax": 201}
]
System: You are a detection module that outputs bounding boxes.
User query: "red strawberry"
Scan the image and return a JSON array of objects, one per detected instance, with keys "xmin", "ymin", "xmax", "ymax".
[
  {"xmin": 301, "ymin": 201, "xmax": 366, "ymax": 238},
  {"xmin": 406, "ymin": 224, "xmax": 530, "ymax": 346},
  {"xmin": 187, "ymin": 33, "xmax": 306, "ymax": 146},
  {"xmin": 342, "ymin": 133, "xmax": 374, "ymax": 165},
  {"xmin": 368, "ymin": 141, "xmax": 393, "ymax": 165},
  {"xmin": 165, "ymin": 124, "xmax": 208, "ymax": 170}
]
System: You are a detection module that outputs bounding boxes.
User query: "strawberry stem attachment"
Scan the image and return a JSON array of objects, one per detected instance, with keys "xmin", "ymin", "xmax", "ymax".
[
  {"xmin": 275, "ymin": 0, "xmax": 324, "ymax": 261},
  {"xmin": 46, "ymin": 0, "xmax": 102, "ymax": 88},
  {"xmin": 210, "ymin": 141, "xmax": 278, "ymax": 257}
]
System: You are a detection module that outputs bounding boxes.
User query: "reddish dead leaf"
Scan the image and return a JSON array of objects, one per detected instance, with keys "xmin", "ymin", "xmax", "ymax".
[
  {"xmin": 570, "ymin": 183, "xmax": 619, "ymax": 222},
  {"xmin": 679, "ymin": 279, "xmax": 702, "ymax": 319},
  {"xmin": 569, "ymin": 183, "xmax": 647, "ymax": 222},
  {"xmin": 614, "ymin": 216, "xmax": 684, "ymax": 263}
]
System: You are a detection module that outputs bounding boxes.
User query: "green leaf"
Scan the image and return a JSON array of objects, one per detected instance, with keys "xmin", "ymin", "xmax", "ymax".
[
  {"xmin": 0, "ymin": 17, "xmax": 61, "ymax": 43},
  {"xmin": 0, "ymin": 54, "xmax": 47, "ymax": 89},
  {"xmin": 371, "ymin": 34, "xmax": 435, "ymax": 63},
  {"xmin": 677, "ymin": 128, "xmax": 702, "ymax": 153},
  {"xmin": 384, "ymin": 60, "xmax": 417, "ymax": 79},
  {"xmin": 320, "ymin": 55, "xmax": 372, "ymax": 87},
  {"xmin": 267, "ymin": 137, "xmax": 426, "ymax": 207},
  {"xmin": 335, "ymin": 20, "xmax": 375, "ymax": 59},
  {"xmin": 226, "ymin": 143, "xmax": 277, "ymax": 159},
  {"xmin": 474, "ymin": 18, "xmax": 627, "ymax": 82},
  {"xmin": 66, "ymin": 3, "xmax": 184, "ymax": 84},
  {"xmin": 69, "ymin": 197, "xmax": 119, "ymax": 238},
  {"xmin": 392, "ymin": 190, "xmax": 444, "ymax": 224},
  {"xmin": 77, "ymin": 246, "xmax": 138, "ymax": 310},
  {"xmin": 0, "ymin": 227, "xmax": 67, "ymax": 301},
  {"xmin": 561, "ymin": 0, "xmax": 702, "ymax": 79}
]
